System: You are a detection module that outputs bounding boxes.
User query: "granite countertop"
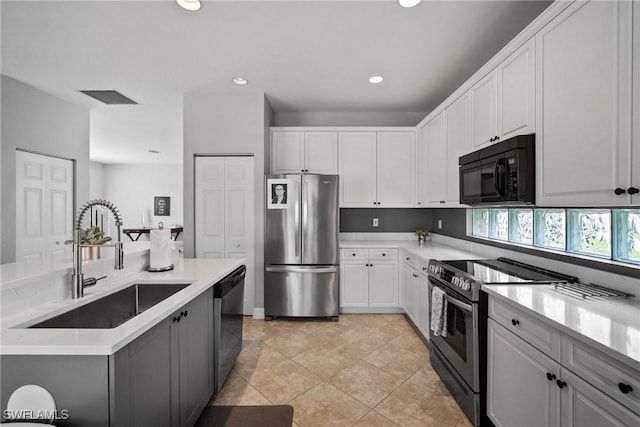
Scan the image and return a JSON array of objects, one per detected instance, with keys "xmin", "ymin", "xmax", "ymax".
[
  {"xmin": 483, "ymin": 284, "xmax": 640, "ymax": 370},
  {"xmin": 0, "ymin": 258, "xmax": 244, "ymax": 356}
]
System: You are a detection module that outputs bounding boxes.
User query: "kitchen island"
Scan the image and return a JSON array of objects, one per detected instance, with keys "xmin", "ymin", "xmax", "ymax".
[{"xmin": 0, "ymin": 257, "xmax": 245, "ymax": 427}]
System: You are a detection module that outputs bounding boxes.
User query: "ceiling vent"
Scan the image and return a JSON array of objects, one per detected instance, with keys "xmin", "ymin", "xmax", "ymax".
[{"xmin": 79, "ymin": 90, "xmax": 137, "ymax": 105}]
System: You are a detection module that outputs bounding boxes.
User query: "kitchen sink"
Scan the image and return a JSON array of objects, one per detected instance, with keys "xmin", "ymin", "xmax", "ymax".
[{"xmin": 29, "ymin": 283, "xmax": 191, "ymax": 329}]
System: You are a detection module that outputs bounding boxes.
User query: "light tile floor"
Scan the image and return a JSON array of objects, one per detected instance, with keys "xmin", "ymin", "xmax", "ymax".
[{"xmin": 209, "ymin": 314, "xmax": 473, "ymax": 427}]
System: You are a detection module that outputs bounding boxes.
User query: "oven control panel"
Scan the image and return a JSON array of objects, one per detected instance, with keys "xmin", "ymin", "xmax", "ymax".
[{"xmin": 428, "ymin": 264, "xmax": 472, "ymax": 291}]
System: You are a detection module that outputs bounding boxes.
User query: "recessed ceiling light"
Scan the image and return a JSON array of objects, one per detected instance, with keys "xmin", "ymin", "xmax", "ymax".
[
  {"xmin": 232, "ymin": 77, "xmax": 249, "ymax": 85},
  {"xmin": 149, "ymin": 150, "xmax": 160, "ymax": 154},
  {"xmin": 369, "ymin": 75, "xmax": 384, "ymax": 84},
  {"xmin": 176, "ymin": 0, "xmax": 201, "ymax": 12},
  {"xmin": 399, "ymin": 0, "xmax": 422, "ymax": 7}
]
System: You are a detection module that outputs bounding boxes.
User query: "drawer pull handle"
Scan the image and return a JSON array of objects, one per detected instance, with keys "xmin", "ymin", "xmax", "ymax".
[
  {"xmin": 511, "ymin": 319, "xmax": 520, "ymax": 326},
  {"xmin": 556, "ymin": 380, "xmax": 567, "ymax": 389},
  {"xmin": 546, "ymin": 373, "xmax": 556, "ymax": 381},
  {"xmin": 618, "ymin": 383, "xmax": 633, "ymax": 394}
]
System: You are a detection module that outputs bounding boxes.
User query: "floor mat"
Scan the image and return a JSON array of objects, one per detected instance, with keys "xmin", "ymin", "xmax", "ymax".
[{"xmin": 195, "ymin": 405, "xmax": 294, "ymax": 427}]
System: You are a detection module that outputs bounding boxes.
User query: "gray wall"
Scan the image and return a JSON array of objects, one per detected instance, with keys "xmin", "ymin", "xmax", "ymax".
[
  {"xmin": 340, "ymin": 208, "xmax": 432, "ymax": 233},
  {"xmin": 1, "ymin": 75, "xmax": 90, "ymax": 264},
  {"xmin": 273, "ymin": 111, "xmax": 427, "ymax": 127},
  {"xmin": 183, "ymin": 90, "xmax": 272, "ymax": 310}
]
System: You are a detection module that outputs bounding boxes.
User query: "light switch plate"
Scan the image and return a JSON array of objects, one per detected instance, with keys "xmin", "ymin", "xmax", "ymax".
[{"xmin": 373, "ymin": 218, "xmax": 379, "ymax": 227}]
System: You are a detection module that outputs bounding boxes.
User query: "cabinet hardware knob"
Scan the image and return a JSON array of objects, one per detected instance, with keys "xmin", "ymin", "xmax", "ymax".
[
  {"xmin": 370, "ymin": 264, "xmax": 373, "ymax": 267},
  {"xmin": 546, "ymin": 373, "xmax": 556, "ymax": 381},
  {"xmin": 556, "ymin": 380, "xmax": 567, "ymax": 389},
  {"xmin": 615, "ymin": 187, "xmax": 627, "ymax": 195},
  {"xmin": 406, "ymin": 257, "xmax": 410, "ymax": 261},
  {"xmin": 382, "ymin": 253, "xmax": 386, "ymax": 256},
  {"xmin": 490, "ymin": 137, "xmax": 494, "ymax": 142},
  {"xmin": 628, "ymin": 187, "xmax": 639, "ymax": 195},
  {"xmin": 353, "ymin": 253, "xmax": 356, "ymax": 256},
  {"xmin": 184, "ymin": 310, "xmax": 188, "ymax": 317},
  {"xmin": 423, "ymin": 267, "xmax": 427, "ymax": 270},
  {"xmin": 511, "ymin": 319, "xmax": 520, "ymax": 326},
  {"xmin": 618, "ymin": 382, "xmax": 633, "ymax": 394},
  {"xmin": 418, "ymin": 202, "xmax": 421, "ymax": 205}
]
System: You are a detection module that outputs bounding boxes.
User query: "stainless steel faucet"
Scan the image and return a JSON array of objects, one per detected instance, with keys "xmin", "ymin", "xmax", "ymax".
[{"xmin": 71, "ymin": 199, "xmax": 124, "ymax": 298}]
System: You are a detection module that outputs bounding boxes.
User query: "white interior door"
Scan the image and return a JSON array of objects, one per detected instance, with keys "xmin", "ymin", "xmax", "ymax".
[
  {"xmin": 195, "ymin": 156, "xmax": 255, "ymax": 315},
  {"xmin": 16, "ymin": 150, "xmax": 73, "ymax": 264}
]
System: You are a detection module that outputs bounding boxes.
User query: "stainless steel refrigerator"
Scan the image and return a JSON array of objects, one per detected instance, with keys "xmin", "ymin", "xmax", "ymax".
[{"xmin": 264, "ymin": 174, "xmax": 339, "ymax": 320}]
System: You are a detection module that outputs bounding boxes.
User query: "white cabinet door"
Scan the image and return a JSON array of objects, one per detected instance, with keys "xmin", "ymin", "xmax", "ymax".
[
  {"xmin": 424, "ymin": 112, "xmax": 446, "ymax": 206},
  {"xmin": 340, "ymin": 262, "xmax": 369, "ymax": 308},
  {"xmin": 471, "ymin": 71, "xmax": 498, "ymax": 150},
  {"xmin": 305, "ymin": 132, "xmax": 338, "ymax": 174},
  {"xmin": 444, "ymin": 94, "xmax": 470, "ymax": 205},
  {"xmin": 271, "ymin": 131, "xmax": 305, "ymax": 174},
  {"xmin": 536, "ymin": 0, "xmax": 633, "ymax": 206},
  {"xmin": 633, "ymin": 2, "xmax": 640, "ymax": 204},
  {"xmin": 487, "ymin": 319, "xmax": 561, "ymax": 427},
  {"xmin": 195, "ymin": 156, "xmax": 254, "ymax": 315},
  {"xmin": 416, "ymin": 274, "xmax": 430, "ymax": 338},
  {"xmin": 417, "ymin": 123, "xmax": 429, "ymax": 207},
  {"xmin": 402, "ymin": 263, "xmax": 419, "ymax": 324},
  {"xmin": 369, "ymin": 261, "xmax": 398, "ymax": 307},
  {"xmin": 377, "ymin": 132, "xmax": 416, "ymax": 207},
  {"xmin": 561, "ymin": 369, "xmax": 640, "ymax": 427},
  {"xmin": 338, "ymin": 132, "xmax": 377, "ymax": 207},
  {"xmin": 498, "ymin": 38, "xmax": 535, "ymax": 140}
]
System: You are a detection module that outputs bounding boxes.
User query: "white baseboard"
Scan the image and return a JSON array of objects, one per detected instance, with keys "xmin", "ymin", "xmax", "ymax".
[
  {"xmin": 252, "ymin": 307, "xmax": 265, "ymax": 319},
  {"xmin": 339, "ymin": 307, "xmax": 405, "ymax": 314}
]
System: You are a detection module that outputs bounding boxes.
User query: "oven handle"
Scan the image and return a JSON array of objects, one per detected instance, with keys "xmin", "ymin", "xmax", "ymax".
[{"xmin": 444, "ymin": 294, "xmax": 473, "ymax": 312}]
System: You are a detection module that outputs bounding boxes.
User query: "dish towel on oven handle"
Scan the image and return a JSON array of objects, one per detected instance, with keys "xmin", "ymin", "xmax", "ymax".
[{"xmin": 431, "ymin": 287, "xmax": 448, "ymax": 337}]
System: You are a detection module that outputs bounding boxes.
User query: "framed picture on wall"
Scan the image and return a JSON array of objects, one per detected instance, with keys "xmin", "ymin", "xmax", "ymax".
[{"xmin": 154, "ymin": 196, "xmax": 171, "ymax": 216}]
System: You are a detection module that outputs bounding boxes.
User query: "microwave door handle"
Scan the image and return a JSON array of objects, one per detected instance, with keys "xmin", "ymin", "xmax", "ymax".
[{"xmin": 493, "ymin": 159, "xmax": 506, "ymax": 198}]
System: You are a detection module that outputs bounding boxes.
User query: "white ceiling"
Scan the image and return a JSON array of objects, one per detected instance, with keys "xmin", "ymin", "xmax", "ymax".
[{"xmin": 1, "ymin": 0, "xmax": 551, "ymax": 164}]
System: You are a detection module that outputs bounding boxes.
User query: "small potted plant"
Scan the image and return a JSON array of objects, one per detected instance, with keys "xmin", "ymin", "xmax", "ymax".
[
  {"xmin": 81, "ymin": 226, "xmax": 112, "ymax": 260},
  {"xmin": 416, "ymin": 229, "xmax": 430, "ymax": 247}
]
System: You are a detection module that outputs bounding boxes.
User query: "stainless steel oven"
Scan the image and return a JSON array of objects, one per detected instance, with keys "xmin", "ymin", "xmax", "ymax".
[{"xmin": 427, "ymin": 258, "xmax": 577, "ymax": 427}]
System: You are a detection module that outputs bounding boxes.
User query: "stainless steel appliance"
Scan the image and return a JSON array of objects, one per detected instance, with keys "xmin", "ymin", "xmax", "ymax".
[
  {"xmin": 459, "ymin": 134, "xmax": 535, "ymax": 206},
  {"xmin": 427, "ymin": 257, "xmax": 577, "ymax": 426},
  {"xmin": 264, "ymin": 174, "xmax": 339, "ymax": 320},
  {"xmin": 214, "ymin": 265, "xmax": 245, "ymax": 392}
]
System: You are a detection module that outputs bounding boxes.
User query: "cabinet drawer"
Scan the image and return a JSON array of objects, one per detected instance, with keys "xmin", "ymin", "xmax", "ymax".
[
  {"xmin": 489, "ymin": 297, "xmax": 561, "ymax": 361},
  {"xmin": 402, "ymin": 252, "xmax": 419, "ymax": 269},
  {"xmin": 341, "ymin": 249, "xmax": 367, "ymax": 260},
  {"xmin": 369, "ymin": 248, "xmax": 398, "ymax": 260},
  {"xmin": 417, "ymin": 258, "xmax": 430, "ymax": 276},
  {"xmin": 562, "ymin": 335, "xmax": 640, "ymax": 414}
]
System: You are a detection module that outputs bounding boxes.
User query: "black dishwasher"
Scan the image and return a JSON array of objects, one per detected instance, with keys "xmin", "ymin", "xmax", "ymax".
[{"xmin": 213, "ymin": 265, "xmax": 246, "ymax": 393}]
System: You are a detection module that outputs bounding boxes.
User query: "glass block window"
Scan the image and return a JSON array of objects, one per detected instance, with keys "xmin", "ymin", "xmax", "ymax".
[
  {"xmin": 489, "ymin": 209, "xmax": 509, "ymax": 240},
  {"xmin": 473, "ymin": 209, "xmax": 489, "ymax": 237},
  {"xmin": 567, "ymin": 209, "xmax": 611, "ymax": 258},
  {"xmin": 509, "ymin": 209, "xmax": 533, "ymax": 244},
  {"xmin": 471, "ymin": 208, "xmax": 638, "ymax": 267},
  {"xmin": 614, "ymin": 210, "xmax": 640, "ymax": 264},
  {"xmin": 534, "ymin": 209, "xmax": 566, "ymax": 250}
]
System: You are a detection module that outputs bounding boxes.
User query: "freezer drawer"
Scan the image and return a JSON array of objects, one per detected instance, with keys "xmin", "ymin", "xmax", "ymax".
[{"xmin": 265, "ymin": 266, "xmax": 339, "ymax": 318}]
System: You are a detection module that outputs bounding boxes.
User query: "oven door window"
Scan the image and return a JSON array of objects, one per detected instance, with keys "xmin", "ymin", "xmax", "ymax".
[{"xmin": 443, "ymin": 301, "xmax": 468, "ymax": 362}]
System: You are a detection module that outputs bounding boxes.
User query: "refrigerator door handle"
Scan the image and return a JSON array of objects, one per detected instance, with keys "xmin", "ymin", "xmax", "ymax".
[
  {"xmin": 294, "ymin": 179, "xmax": 301, "ymax": 257},
  {"xmin": 301, "ymin": 178, "xmax": 308, "ymax": 260},
  {"xmin": 266, "ymin": 266, "xmax": 338, "ymax": 274}
]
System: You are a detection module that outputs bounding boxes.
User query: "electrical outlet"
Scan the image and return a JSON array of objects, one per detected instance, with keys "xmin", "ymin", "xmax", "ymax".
[
  {"xmin": 373, "ymin": 218, "xmax": 379, "ymax": 227},
  {"xmin": 438, "ymin": 219, "xmax": 443, "ymax": 229}
]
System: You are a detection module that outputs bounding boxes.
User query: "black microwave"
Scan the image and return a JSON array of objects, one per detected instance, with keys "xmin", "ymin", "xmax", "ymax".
[{"xmin": 459, "ymin": 134, "xmax": 535, "ymax": 206}]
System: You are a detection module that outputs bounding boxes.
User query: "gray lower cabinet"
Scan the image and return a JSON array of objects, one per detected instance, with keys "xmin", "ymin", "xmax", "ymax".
[
  {"xmin": 113, "ymin": 287, "xmax": 214, "ymax": 427},
  {"xmin": 0, "ymin": 288, "xmax": 213, "ymax": 427}
]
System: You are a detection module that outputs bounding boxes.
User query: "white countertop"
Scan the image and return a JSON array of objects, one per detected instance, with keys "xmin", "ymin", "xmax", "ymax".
[
  {"xmin": 483, "ymin": 284, "xmax": 640, "ymax": 370},
  {"xmin": 340, "ymin": 239, "xmax": 480, "ymax": 261},
  {"xmin": 0, "ymin": 258, "xmax": 244, "ymax": 356}
]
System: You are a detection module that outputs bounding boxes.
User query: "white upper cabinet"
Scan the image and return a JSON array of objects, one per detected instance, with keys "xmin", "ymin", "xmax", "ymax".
[
  {"xmin": 536, "ymin": 0, "xmax": 634, "ymax": 206},
  {"xmin": 339, "ymin": 132, "xmax": 377, "ymax": 207},
  {"xmin": 271, "ymin": 131, "xmax": 337, "ymax": 174},
  {"xmin": 377, "ymin": 132, "xmax": 416, "ymax": 207},
  {"xmin": 471, "ymin": 71, "xmax": 498, "ymax": 150},
  {"xmin": 470, "ymin": 38, "xmax": 535, "ymax": 151},
  {"xmin": 422, "ymin": 112, "xmax": 446, "ymax": 206},
  {"xmin": 445, "ymin": 93, "xmax": 471, "ymax": 204},
  {"xmin": 499, "ymin": 38, "xmax": 536, "ymax": 140},
  {"xmin": 339, "ymin": 130, "xmax": 416, "ymax": 207}
]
